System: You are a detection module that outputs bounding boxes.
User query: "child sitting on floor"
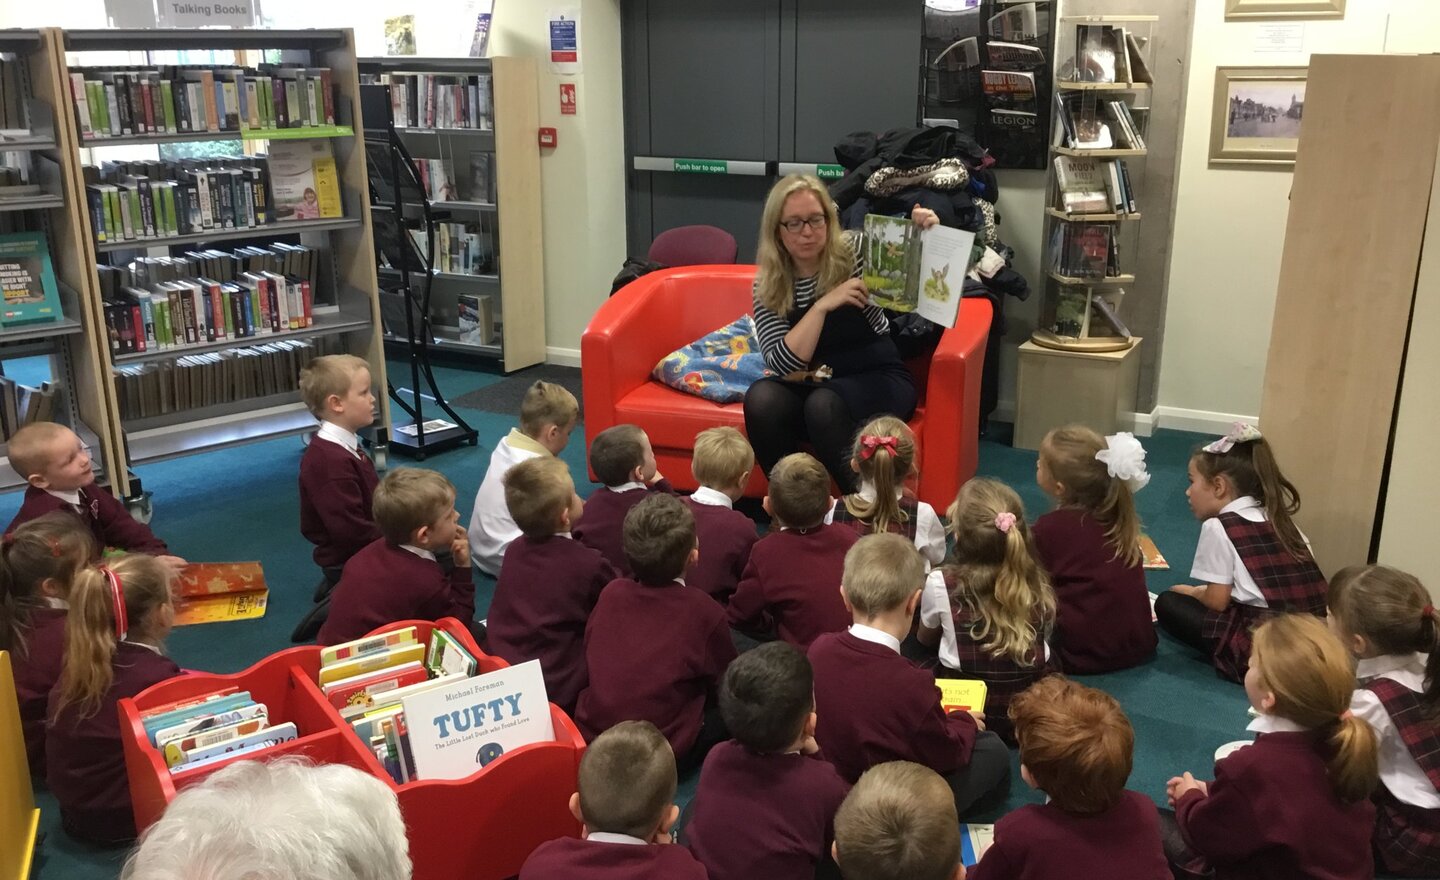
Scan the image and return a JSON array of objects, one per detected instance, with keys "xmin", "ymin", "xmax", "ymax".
[
  {"xmin": 574, "ymin": 424, "xmax": 672, "ymax": 574},
  {"xmin": 969, "ymin": 676, "xmax": 1168, "ymax": 880},
  {"xmin": 1161, "ymin": 614, "xmax": 1377, "ymax": 880},
  {"xmin": 828, "ymin": 416, "xmax": 945, "ymax": 567},
  {"xmin": 5, "ymin": 422, "xmax": 183, "ymax": 570},
  {"xmin": 519, "ymin": 720, "xmax": 706, "ymax": 880},
  {"xmin": 810, "ymin": 533, "xmax": 1009, "ymax": 817},
  {"xmin": 0, "ymin": 512, "xmax": 95, "ymax": 781},
  {"xmin": 487, "ymin": 457, "xmax": 616, "ymax": 715},
  {"xmin": 317, "ymin": 468, "xmax": 477, "ymax": 646},
  {"xmin": 467, "ymin": 380, "xmax": 579, "ymax": 576},
  {"xmin": 575, "ymin": 494, "xmax": 736, "ymax": 772},
  {"xmin": 1154, "ymin": 422, "xmax": 1327, "ymax": 682},
  {"xmin": 1032, "ymin": 426, "xmax": 1156, "ymax": 673},
  {"xmin": 832, "ymin": 761, "xmax": 965, "ymax": 880},
  {"xmin": 1328, "ymin": 564, "xmax": 1440, "ymax": 877},
  {"xmin": 918, "ymin": 478, "xmax": 1055, "ymax": 745},
  {"xmin": 682, "ymin": 427, "xmax": 759, "ymax": 605},
  {"xmin": 47, "ymin": 554, "xmax": 182, "ymax": 845},
  {"xmin": 728, "ymin": 453, "xmax": 857, "ymax": 648},
  {"xmin": 685, "ymin": 642, "xmax": 851, "ymax": 880},
  {"xmin": 297, "ymin": 354, "xmax": 381, "ymax": 589}
]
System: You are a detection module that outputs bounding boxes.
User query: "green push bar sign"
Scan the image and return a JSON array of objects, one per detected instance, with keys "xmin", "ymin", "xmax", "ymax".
[
  {"xmin": 674, "ymin": 158, "xmax": 728, "ymax": 173},
  {"xmin": 815, "ymin": 163, "xmax": 844, "ymax": 179}
]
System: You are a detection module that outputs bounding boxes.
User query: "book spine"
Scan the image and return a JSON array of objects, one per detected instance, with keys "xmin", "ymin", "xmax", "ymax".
[
  {"xmin": 306, "ymin": 79, "xmax": 319, "ymax": 127},
  {"xmin": 142, "ymin": 76, "xmax": 158, "ymax": 133},
  {"xmin": 320, "ymin": 68, "xmax": 334, "ymax": 125},
  {"xmin": 222, "ymin": 79, "xmax": 240, "ymax": 131},
  {"xmin": 104, "ymin": 82, "xmax": 123, "ymax": 136},
  {"xmin": 1117, "ymin": 160, "xmax": 1137, "ymax": 213},
  {"xmin": 272, "ymin": 76, "xmax": 289, "ymax": 129},
  {"xmin": 70, "ymin": 73, "xmax": 93, "ymax": 139},
  {"xmin": 202, "ymin": 71, "xmax": 218, "ymax": 132},
  {"xmin": 117, "ymin": 186, "xmax": 136, "ymax": 240},
  {"xmin": 174, "ymin": 79, "xmax": 191, "ymax": 132},
  {"xmin": 86, "ymin": 186, "xmax": 107, "ymax": 242},
  {"xmin": 300, "ymin": 279, "xmax": 313, "ymax": 327},
  {"xmin": 138, "ymin": 179, "xmax": 155, "ymax": 238},
  {"xmin": 160, "ymin": 79, "xmax": 177, "ymax": 133},
  {"xmin": 121, "ymin": 74, "xmax": 142, "ymax": 134},
  {"xmin": 244, "ymin": 79, "xmax": 259, "ymax": 129}
]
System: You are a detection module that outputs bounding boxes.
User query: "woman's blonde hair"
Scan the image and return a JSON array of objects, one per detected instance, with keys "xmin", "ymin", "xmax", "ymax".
[
  {"xmin": 944, "ymin": 478, "xmax": 1055, "ymax": 665},
  {"xmin": 754, "ymin": 174, "xmax": 853, "ymax": 315},
  {"xmin": 1251, "ymin": 614, "xmax": 1379, "ymax": 803},
  {"xmin": 844, "ymin": 416, "xmax": 917, "ymax": 535},
  {"xmin": 1329, "ymin": 564, "xmax": 1440, "ymax": 716},
  {"xmin": 1041, "ymin": 425, "xmax": 1142, "ymax": 567},
  {"xmin": 55, "ymin": 554, "xmax": 174, "ymax": 720}
]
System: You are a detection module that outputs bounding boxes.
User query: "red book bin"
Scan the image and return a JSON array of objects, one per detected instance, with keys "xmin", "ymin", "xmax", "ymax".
[{"xmin": 118, "ymin": 618, "xmax": 585, "ymax": 880}]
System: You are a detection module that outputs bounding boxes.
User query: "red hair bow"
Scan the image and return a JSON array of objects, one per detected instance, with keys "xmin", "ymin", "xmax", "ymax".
[{"xmin": 859, "ymin": 435, "xmax": 899, "ymax": 461}]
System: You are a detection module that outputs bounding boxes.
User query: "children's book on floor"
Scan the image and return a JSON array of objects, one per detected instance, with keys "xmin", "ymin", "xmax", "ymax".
[{"xmin": 172, "ymin": 562, "xmax": 268, "ymax": 625}]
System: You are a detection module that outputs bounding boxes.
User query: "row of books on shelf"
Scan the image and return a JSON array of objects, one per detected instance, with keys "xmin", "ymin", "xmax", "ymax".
[
  {"xmin": 1048, "ymin": 222, "xmax": 1123, "ymax": 280},
  {"xmin": 98, "ymin": 243, "xmax": 320, "ymax": 296},
  {"xmin": 408, "ymin": 223, "xmax": 495, "ymax": 276},
  {"xmin": 112, "ymin": 336, "xmax": 340, "ymax": 420},
  {"xmin": 0, "ymin": 164, "xmax": 43, "ymax": 203},
  {"xmin": 1056, "ymin": 94, "xmax": 1146, "ymax": 150},
  {"xmin": 1053, "ymin": 156, "xmax": 1138, "ymax": 215},
  {"xmin": 1072, "ymin": 23, "xmax": 1153, "ymax": 85},
  {"xmin": 69, "ymin": 64, "xmax": 338, "ymax": 140},
  {"xmin": 412, "ymin": 153, "xmax": 491, "ymax": 204},
  {"xmin": 1045, "ymin": 286, "xmax": 1132, "ymax": 340},
  {"xmin": 362, "ymin": 72, "xmax": 493, "ymax": 131},
  {"xmin": 0, "ymin": 377, "xmax": 56, "ymax": 443},
  {"xmin": 103, "ymin": 272, "xmax": 316, "ymax": 356}
]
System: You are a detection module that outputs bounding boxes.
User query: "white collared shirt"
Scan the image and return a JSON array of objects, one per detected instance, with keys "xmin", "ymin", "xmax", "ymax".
[
  {"xmin": 586, "ymin": 832, "xmax": 649, "ymax": 845},
  {"xmin": 1352, "ymin": 652, "xmax": 1440, "ymax": 808},
  {"xmin": 45, "ymin": 597, "xmax": 69, "ymax": 610},
  {"xmin": 848, "ymin": 623, "xmax": 902, "ymax": 655},
  {"xmin": 123, "ymin": 639, "xmax": 165, "ymax": 656},
  {"xmin": 316, "ymin": 420, "xmax": 362, "ymax": 457},
  {"xmin": 824, "ymin": 482, "xmax": 947, "ymax": 567},
  {"xmin": 1191, "ymin": 496, "xmax": 1313, "ymax": 607},
  {"xmin": 467, "ymin": 431, "xmax": 547, "ymax": 576},
  {"xmin": 689, "ymin": 486, "xmax": 734, "ymax": 509},
  {"xmin": 608, "ymin": 481, "xmax": 646, "ymax": 493},
  {"xmin": 1246, "ymin": 713, "xmax": 1311, "ymax": 735},
  {"xmin": 400, "ymin": 543, "xmax": 437, "ymax": 562},
  {"xmin": 45, "ymin": 488, "xmax": 82, "ymax": 508}
]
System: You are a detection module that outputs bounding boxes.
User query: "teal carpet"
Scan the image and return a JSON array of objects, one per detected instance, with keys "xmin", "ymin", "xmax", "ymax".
[{"xmin": 11, "ymin": 361, "xmax": 1246, "ymax": 879}]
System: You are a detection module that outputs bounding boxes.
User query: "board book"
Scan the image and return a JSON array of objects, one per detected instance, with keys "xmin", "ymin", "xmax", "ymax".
[
  {"xmin": 938, "ymin": 679, "xmax": 988, "ymax": 715},
  {"xmin": 1140, "ymin": 535, "xmax": 1168, "ymax": 570},
  {"xmin": 173, "ymin": 562, "xmax": 268, "ymax": 625},
  {"xmin": 322, "ymin": 661, "xmax": 428, "ymax": 711},
  {"xmin": 960, "ymin": 823, "xmax": 995, "ymax": 867},
  {"xmin": 318, "ymin": 641, "xmax": 425, "ymax": 686},
  {"xmin": 860, "ymin": 215, "xmax": 975, "ymax": 329},
  {"xmin": 321, "ymin": 626, "xmax": 418, "ymax": 667}
]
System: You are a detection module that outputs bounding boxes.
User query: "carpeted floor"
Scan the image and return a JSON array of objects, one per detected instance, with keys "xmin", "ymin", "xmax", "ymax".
[{"xmin": 11, "ymin": 360, "xmax": 1251, "ymax": 879}]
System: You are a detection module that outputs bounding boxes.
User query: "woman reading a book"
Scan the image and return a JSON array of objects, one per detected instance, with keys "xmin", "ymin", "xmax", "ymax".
[{"xmin": 745, "ymin": 174, "xmax": 937, "ymax": 492}]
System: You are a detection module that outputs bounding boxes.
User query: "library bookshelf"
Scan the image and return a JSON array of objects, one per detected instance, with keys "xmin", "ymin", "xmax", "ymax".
[
  {"xmin": 118, "ymin": 617, "xmax": 585, "ymax": 880},
  {"xmin": 54, "ymin": 28, "xmax": 391, "ymax": 500}
]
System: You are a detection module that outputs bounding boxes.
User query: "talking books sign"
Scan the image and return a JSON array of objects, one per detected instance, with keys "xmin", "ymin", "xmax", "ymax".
[{"xmin": 401, "ymin": 659, "xmax": 553, "ymax": 780}]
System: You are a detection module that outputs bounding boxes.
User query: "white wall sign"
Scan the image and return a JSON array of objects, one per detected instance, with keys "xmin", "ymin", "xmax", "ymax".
[
  {"xmin": 1254, "ymin": 23, "xmax": 1304, "ymax": 53},
  {"xmin": 156, "ymin": 0, "xmax": 260, "ymax": 28}
]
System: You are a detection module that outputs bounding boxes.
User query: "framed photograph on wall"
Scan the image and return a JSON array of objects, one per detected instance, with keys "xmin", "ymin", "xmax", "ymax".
[
  {"xmin": 1224, "ymin": 0, "xmax": 1345, "ymax": 21},
  {"xmin": 1209, "ymin": 66, "xmax": 1307, "ymax": 167}
]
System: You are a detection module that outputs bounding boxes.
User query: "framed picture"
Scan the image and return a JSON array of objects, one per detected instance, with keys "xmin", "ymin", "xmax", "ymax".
[
  {"xmin": 1209, "ymin": 66, "xmax": 1307, "ymax": 167},
  {"xmin": 1224, "ymin": 0, "xmax": 1345, "ymax": 21}
]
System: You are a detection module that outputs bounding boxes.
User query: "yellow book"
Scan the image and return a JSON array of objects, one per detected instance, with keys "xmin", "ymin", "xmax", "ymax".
[
  {"xmin": 937, "ymin": 679, "xmax": 987, "ymax": 715},
  {"xmin": 312, "ymin": 154, "xmax": 342, "ymax": 218},
  {"xmin": 318, "ymin": 642, "xmax": 425, "ymax": 686}
]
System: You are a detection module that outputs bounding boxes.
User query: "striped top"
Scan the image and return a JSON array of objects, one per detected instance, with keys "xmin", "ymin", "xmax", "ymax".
[{"xmin": 752, "ymin": 231, "xmax": 890, "ymax": 375}]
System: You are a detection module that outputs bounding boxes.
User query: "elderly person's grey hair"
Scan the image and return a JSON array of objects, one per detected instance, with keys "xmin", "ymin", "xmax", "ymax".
[{"xmin": 120, "ymin": 758, "xmax": 411, "ymax": 880}]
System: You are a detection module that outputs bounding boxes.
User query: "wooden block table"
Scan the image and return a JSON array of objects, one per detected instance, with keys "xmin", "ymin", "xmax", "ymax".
[{"xmin": 1013, "ymin": 338, "xmax": 1142, "ymax": 450}]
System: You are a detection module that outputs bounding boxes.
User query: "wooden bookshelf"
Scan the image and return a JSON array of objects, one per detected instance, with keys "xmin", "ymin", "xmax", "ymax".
[
  {"xmin": 358, "ymin": 56, "xmax": 544, "ymax": 373},
  {"xmin": 1052, "ymin": 146, "xmax": 1148, "ymax": 158},
  {"xmin": 55, "ymin": 28, "xmax": 391, "ymax": 497}
]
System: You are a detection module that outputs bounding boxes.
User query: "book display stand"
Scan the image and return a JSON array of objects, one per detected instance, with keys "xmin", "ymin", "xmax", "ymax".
[
  {"xmin": 1034, "ymin": 15, "xmax": 1155, "ymax": 353},
  {"xmin": 118, "ymin": 617, "xmax": 585, "ymax": 880},
  {"xmin": 54, "ymin": 29, "xmax": 391, "ymax": 503},
  {"xmin": 358, "ymin": 56, "xmax": 545, "ymax": 374}
]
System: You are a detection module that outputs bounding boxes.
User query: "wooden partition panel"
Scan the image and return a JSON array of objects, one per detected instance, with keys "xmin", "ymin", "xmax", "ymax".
[
  {"xmin": 492, "ymin": 56, "xmax": 545, "ymax": 372},
  {"xmin": 1259, "ymin": 54, "xmax": 1440, "ymax": 575}
]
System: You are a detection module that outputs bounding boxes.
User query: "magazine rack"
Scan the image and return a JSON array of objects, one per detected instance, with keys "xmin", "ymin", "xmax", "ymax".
[{"xmin": 118, "ymin": 617, "xmax": 585, "ymax": 880}]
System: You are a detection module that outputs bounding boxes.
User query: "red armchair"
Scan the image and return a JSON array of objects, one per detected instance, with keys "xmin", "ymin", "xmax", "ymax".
[{"xmin": 581, "ymin": 265, "xmax": 993, "ymax": 510}]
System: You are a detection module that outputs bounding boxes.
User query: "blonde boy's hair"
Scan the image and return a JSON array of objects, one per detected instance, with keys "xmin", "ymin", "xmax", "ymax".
[
  {"xmin": 519, "ymin": 381, "xmax": 579, "ymax": 437},
  {"xmin": 504, "ymin": 457, "xmax": 574, "ymax": 537},
  {"xmin": 577, "ymin": 720, "xmax": 677, "ymax": 839},
  {"xmin": 299, "ymin": 355, "xmax": 369, "ymax": 418},
  {"xmin": 842, "ymin": 533, "xmax": 926, "ymax": 618},
  {"xmin": 8, "ymin": 422, "xmax": 75, "ymax": 480},
  {"xmin": 692, "ymin": 427, "xmax": 755, "ymax": 489},
  {"xmin": 766, "ymin": 453, "xmax": 831, "ymax": 529},
  {"xmin": 834, "ymin": 761, "xmax": 960, "ymax": 880},
  {"xmin": 371, "ymin": 468, "xmax": 455, "ymax": 545}
]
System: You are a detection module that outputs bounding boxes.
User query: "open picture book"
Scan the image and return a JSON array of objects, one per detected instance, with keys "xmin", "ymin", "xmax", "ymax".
[{"xmin": 861, "ymin": 214, "xmax": 976, "ymax": 329}]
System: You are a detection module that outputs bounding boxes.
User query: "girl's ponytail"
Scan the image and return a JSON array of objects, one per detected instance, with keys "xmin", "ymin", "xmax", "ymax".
[
  {"xmin": 1249, "ymin": 438, "xmax": 1309, "ymax": 560},
  {"xmin": 1329, "ymin": 712, "xmax": 1381, "ymax": 803},
  {"xmin": 0, "ymin": 513, "xmax": 95, "ymax": 658},
  {"xmin": 55, "ymin": 566, "xmax": 119, "ymax": 719},
  {"xmin": 1040, "ymin": 426, "xmax": 1146, "ymax": 567},
  {"xmin": 844, "ymin": 416, "xmax": 915, "ymax": 535}
]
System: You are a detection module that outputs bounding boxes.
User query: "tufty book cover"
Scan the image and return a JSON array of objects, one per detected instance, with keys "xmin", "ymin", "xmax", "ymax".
[
  {"xmin": 402, "ymin": 659, "xmax": 552, "ymax": 781},
  {"xmin": 0, "ymin": 232, "xmax": 62, "ymax": 327}
]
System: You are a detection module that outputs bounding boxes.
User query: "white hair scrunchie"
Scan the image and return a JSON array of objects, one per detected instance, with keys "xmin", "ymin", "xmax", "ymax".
[
  {"xmin": 1202, "ymin": 421, "xmax": 1263, "ymax": 454},
  {"xmin": 1095, "ymin": 432, "xmax": 1150, "ymax": 492}
]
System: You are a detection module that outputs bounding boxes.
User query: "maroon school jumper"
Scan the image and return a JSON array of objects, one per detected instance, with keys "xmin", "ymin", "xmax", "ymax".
[
  {"xmin": 1201, "ymin": 513, "xmax": 1327, "ymax": 682},
  {"xmin": 317, "ymin": 539, "xmax": 476, "ymax": 646},
  {"xmin": 1032, "ymin": 508, "xmax": 1156, "ymax": 674},
  {"xmin": 943, "ymin": 573, "xmax": 1053, "ymax": 745},
  {"xmin": 968, "ymin": 790, "xmax": 1169, "ymax": 880},
  {"xmin": 573, "ymin": 480, "xmax": 674, "ymax": 575},
  {"xmin": 686, "ymin": 740, "xmax": 851, "ymax": 880},
  {"xmin": 298, "ymin": 434, "xmax": 381, "ymax": 569},
  {"xmin": 808, "ymin": 630, "xmax": 977, "ymax": 783},
  {"xmin": 46, "ymin": 642, "xmax": 181, "ymax": 845},
  {"xmin": 519, "ymin": 836, "xmax": 708, "ymax": 880},
  {"xmin": 14, "ymin": 605, "xmax": 66, "ymax": 780},
  {"xmin": 1175, "ymin": 730, "xmax": 1375, "ymax": 880},
  {"xmin": 488, "ymin": 535, "xmax": 617, "ymax": 714},
  {"xmin": 682, "ymin": 496, "xmax": 759, "ymax": 605},
  {"xmin": 6, "ymin": 485, "xmax": 166, "ymax": 555},
  {"xmin": 727, "ymin": 525, "xmax": 858, "ymax": 648},
  {"xmin": 830, "ymin": 495, "xmax": 920, "ymax": 540},
  {"xmin": 1363, "ymin": 678, "xmax": 1440, "ymax": 876},
  {"xmin": 574, "ymin": 577, "xmax": 736, "ymax": 756}
]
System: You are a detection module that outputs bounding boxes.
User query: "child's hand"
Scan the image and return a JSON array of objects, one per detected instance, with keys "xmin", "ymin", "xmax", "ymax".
[
  {"xmin": 156, "ymin": 555, "xmax": 188, "ymax": 574},
  {"xmin": 911, "ymin": 204, "xmax": 940, "ymax": 229},
  {"xmin": 1168, "ymin": 772, "xmax": 1207, "ymax": 805},
  {"xmin": 450, "ymin": 532, "xmax": 470, "ymax": 569},
  {"xmin": 968, "ymin": 709, "xmax": 987, "ymax": 731}
]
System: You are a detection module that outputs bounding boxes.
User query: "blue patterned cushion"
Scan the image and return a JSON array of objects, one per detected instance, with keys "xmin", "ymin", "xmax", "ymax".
[{"xmin": 652, "ymin": 315, "xmax": 773, "ymax": 404}]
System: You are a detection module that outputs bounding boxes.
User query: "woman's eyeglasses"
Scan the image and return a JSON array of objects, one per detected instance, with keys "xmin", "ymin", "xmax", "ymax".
[{"xmin": 779, "ymin": 215, "xmax": 826, "ymax": 233}]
